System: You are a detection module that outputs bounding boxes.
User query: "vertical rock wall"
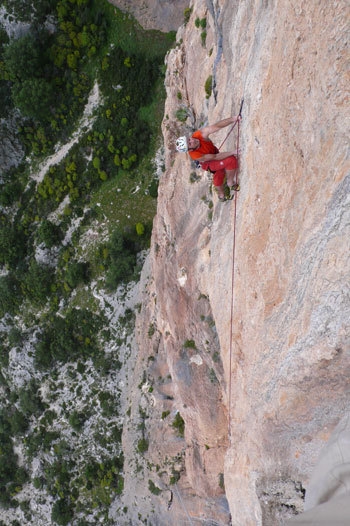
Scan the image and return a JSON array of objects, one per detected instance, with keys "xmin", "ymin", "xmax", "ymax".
[{"xmin": 122, "ymin": 0, "xmax": 349, "ymax": 524}]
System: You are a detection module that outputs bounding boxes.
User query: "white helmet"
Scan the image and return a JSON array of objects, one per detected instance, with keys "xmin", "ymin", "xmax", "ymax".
[{"xmin": 176, "ymin": 136, "xmax": 188, "ymax": 152}]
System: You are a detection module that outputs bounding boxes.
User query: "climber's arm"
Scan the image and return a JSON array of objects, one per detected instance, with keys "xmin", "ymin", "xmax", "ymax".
[{"xmin": 201, "ymin": 116, "xmax": 241, "ymax": 138}]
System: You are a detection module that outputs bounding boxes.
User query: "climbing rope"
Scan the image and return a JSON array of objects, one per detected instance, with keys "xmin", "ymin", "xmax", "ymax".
[
  {"xmin": 218, "ymin": 98, "xmax": 244, "ymax": 151},
  {"xmin": 227, "ymin": 101, "xmax": 242, "ymax": 435},
  {"xmin": 174, "ymin": 483, "xmax": 194, "ymax": 525},
  {"xmin": 172, "ymin": 104, "xmax": 243, "ymax": 525}
]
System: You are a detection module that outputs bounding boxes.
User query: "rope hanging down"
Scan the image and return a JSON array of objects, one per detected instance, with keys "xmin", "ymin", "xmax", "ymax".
[
  {"xmin": 226, "ymin": 99, "xmax": 243, "ymax": 435},
  {"xmin": 218, "ymin": 98, "xmax": 244, "ymax": 151}
]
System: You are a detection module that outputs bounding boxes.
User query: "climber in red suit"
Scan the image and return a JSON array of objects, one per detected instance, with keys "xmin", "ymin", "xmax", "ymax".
[{"xmin": 176, "ymin": 116, "xmax": 241, "ymax": 201}]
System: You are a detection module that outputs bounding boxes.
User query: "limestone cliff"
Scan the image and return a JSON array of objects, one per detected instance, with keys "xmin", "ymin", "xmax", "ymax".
[{"xmin": 121, "ymin": 0, "xmax": 349, "ymax": 524}]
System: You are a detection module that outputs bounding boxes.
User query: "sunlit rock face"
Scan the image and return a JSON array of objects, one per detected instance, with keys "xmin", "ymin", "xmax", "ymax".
[{"xmin": 121, "ymin": 0, "xmax": 349, "ymax": 524}]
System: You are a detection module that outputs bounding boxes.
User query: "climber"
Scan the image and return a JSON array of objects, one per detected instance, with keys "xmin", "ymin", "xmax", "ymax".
[{"xmin": 176, "ymin": 115, "xmax": 241, "ymax": 202}]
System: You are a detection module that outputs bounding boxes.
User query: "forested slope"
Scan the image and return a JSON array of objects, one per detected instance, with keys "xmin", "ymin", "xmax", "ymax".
[{"xmin": 0, "ymin": 1, "xmax": 175, "ymax": 524}]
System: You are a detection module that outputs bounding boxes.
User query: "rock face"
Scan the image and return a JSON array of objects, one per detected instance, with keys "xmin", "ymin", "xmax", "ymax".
[
  {"xmin": 0, "ymin": 112, "xmax": 24, "ymax": 175},
  {"xmin": 121, "ymin": 0, "xmax": 349, "ymax": 524},
  {"xmin": 108, "ymin": 0, "xmax": 189, "ymax": 32}
]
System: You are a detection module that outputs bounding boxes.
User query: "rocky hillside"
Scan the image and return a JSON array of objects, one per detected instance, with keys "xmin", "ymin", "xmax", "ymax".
[
  {"xmin": 108, "ymin": 0, "xmax": 189, "ymax": 31},
  {"xmin": 121, "ymin": 0, "xmax": 349, "ymax": 524}
]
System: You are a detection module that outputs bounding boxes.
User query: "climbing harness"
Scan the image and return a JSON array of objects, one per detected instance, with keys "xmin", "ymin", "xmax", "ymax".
[{"xmin": 227, "ymin": 100, "xmax": 242, "ymax": 434}]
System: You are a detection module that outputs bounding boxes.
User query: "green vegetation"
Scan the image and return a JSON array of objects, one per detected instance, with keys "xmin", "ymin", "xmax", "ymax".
[
  {"xmin": 0, "ymin": 0, "xmax": 176, "ymax": 523},
  {"xmin": 148, "ymin": 479, "xmax": 162, "ymax": 495},
  {"xmin": 184, "ymin": 339, "xmax": 196, "ymax": 349},
  {"xmin": 137, "ymin": 437, "xmax": 149, "ymax": 454},
  {"xmin": 194, "ymin": 17, "xmax": 207, "ymax": 46},
  {"xmin": 148, "ymin": 322, "xmax": 156, "ymax": 338},
  {"xmin": 175, "ymin": 107, "xmax": 189, "ymax": 122},
  {"xmin": 195, "ymin": 17, "xmax": 207, "ymax": 29},
  {"xmin": 183, "ymin": 7, "xmax": 193, "ymax": 25},
  {"xmin": 205, "ymin": 75, "xmax": 213, "ymax": 99},
  {"xmin": 35, "ymin": 308, "xmax": 105, "ymax": 369},
  {"xmin": 172, "ymin": 412, "xmax": 185, "ymax": 438}
]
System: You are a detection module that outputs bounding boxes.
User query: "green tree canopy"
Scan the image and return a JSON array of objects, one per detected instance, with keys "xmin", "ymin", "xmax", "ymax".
[
  {"xmin": 0, "ymin": 222, "xmax": 27, "ymax": 268},
  {"xmin": 12, "ymin": 77, "xmax": 55, "ymax": 120},
  {"xmin": 3, "ymin": 32, "xmax": 47, "ymax": 82},
  {"xmin": 22, "ymin": 261, "xmax": 55, "ymax": 306},
  {"xmin": 37, "ymin": 219, "xmax": 64, "ymax": 248},
  {"xmin": 104, "ymin": 230, "xmax": 137, "ymax": 290},
  {"xmin": 0, "ymin": 273, "xmax": 22, "ymax": 316}
]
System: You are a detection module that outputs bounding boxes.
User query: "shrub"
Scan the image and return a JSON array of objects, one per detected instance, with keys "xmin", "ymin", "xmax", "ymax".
[
  {"xmin": 8, "ymin": 327, "xmax": 24, "ymax": 347},
  {"xmin": 64, "ymin": 261, "xmax": 90, "ymax": 288},
  {"xmin": 68, "ymin": 410, "xmax": 86, "ymax": 432},
  {"xmin": 148, "ymin": 479, "xmax": 161, "ymax": 495},
  {"xmin": 148, "ymin": 323, "xmax": 156, "ymax": 338},
  {"xmin": 0, "ymin": 413, "xmax": 28, "ymax": 506},
  {"xmin": 104, "ymin": 230, "xmax": 137, "ymax": 290},
  {"xmin": 0, "ymin": 180, "xmax": 23, "ymax": 206},
  {"xmin": 175, "ymin": 107, "xmax": 188, "ymax": 122},
  {"xmin": 148, "ymin": 178, "xmax": 158, "ymax": 198},
  {"xmin": 209, "ymin": 368, "xmax": 218, "ymax": 384},
  {"xmin": 22, "ymin": 261, "xmax": 55, "ymax": 306},
  {"xmin": 51, "ymin": 498, "xmax": 74, "ymax": 526},
  {"xmin": 35, "ymin": 308, "xmax": 104, "ymax": 368},
  {"xmin": 0, "ymin": 274, "xmax": 21, "ymax": 316},
  {"xmin": 169, "ymin": 469, "xmax": 181, "ymax": 485},
  {"xmin": 195, "ymin": 18, "xmax": 206, "ymax": 29},
  {"xmin": 37, "ymin": 219, "xmax": 63, "ymax": 248},
  {"xmin": 172, "ymin": 412, "xmax": 185, "ymax": 437},
  {"xmin": 183, "ymin": 7, "xmax": 192, "ymax": 25},
  {"xmin": 0, "ymin": 222, "xmax": 27, "ymax": 268},
  {"xmin": 137, "ymin": 437, "xmax": 149, "ymax": 453},
  {"xmin": 135, "ymin": 222, "xmax": 145, "ymax": 236},
  {"xmin": 190, "ymin": 172, "xmax": 201, "ymax": 183},
  {"xmin": 205, "ymin": 75, "xmax": 213, "ymax": 98},
  {"xmin": 9, "ymin": 409, "xmax": 28, "ymax": 435},
  {"xmin": 18, "ymin": 380, "xmax": 45, "ymax": 416}
]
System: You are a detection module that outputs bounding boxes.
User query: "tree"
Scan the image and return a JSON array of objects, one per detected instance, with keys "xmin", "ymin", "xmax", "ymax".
[
  {"xmin": 104, "ymin": 230, "xmax": 138, "ymax": 290},
  {"xmin": 37, "ymin": 219, "xmax": 63, "ymax": 248},
  {"xmin": 0, "ymin": 223, "xmax": 27, "ymax": 268},
  {"xmin": 22, "ymin": 261, "xmax": 55, "ymax": 306},
  {"xmin": 0, "ymin": 180, "xmax": 23, "ymax": 206},
  {"xmin": 64, "ymin": 261, "xmax": 90, "ymax": 288},
  {"xmin": 68, "ymin": 410, "xmax": 86, "ymax": 432},
  {"xmin": 18, "ymin": 380, "xmax": 45, "ymax": 416},
  {"xmin": 135, "ymin": 222, "xmax": 145, "ymax": 236},
  {"xmin": 35, "ymin": 307, "xmax": 103, "ymax": 368},
  {"xmin": 51, "ymin": 498, "xmax": 74, "ymax": 526},
  {"xmin": 10, "ymin": 409, "xmax": 29, "ymax": 435},
  {"xmin": 3, "ymin": 32, "xmax": 44, "ymax": 82},
  {"xmin": 12, "ymin": 78, "xmax": 55, "ymax": 121},
  {"xmin": 0, "ymin": 273, "xmax": 21, "ymax": 316}
]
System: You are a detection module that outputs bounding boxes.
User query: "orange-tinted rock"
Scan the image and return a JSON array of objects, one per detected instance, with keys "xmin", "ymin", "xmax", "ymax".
[{"xmin": 121, "ymin": 0, "xmax": 349, "ymax": 524}]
